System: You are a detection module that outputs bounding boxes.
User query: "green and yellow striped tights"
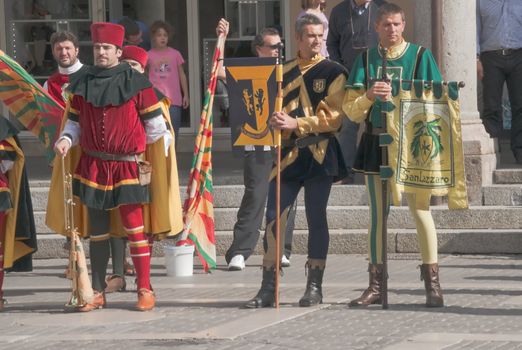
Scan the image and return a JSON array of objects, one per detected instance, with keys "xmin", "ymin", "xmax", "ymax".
[{"xmin": 365, "ymin": 174, "xmax": 438, "ymax": 264}]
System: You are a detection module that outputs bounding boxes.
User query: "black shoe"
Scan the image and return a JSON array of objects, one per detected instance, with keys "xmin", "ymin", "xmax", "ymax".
[
  {"xmin": 298, "ymin": 259, "xmax": 325, "ymax": 307},
  {"xmin": 244, "ymin": 289, "xmax": 275, "ymax": 308},
  {"xmin": 244, "ymin": 267, "xmax": 276, "ymax": 308}
]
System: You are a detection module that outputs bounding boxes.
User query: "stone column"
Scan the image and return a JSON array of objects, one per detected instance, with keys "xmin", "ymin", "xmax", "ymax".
[
  {"xmin": 440, "ymin": 0, "xmax": 497, "ymax": 204},
  {"xmin": 402, "ymin": 1, "xmax": 495, "ymax": 204}
]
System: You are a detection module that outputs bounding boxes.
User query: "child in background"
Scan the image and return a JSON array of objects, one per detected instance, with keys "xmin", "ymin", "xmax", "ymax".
[{"xmin": 147, "ymin": 20, "xmax": 189, "ymax": 143}]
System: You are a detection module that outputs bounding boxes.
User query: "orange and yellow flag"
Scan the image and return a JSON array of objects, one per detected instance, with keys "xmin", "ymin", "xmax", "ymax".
[
  {"xmin": 0, "ymin": 50, "xmax": 63, "ymax": 163},
  {"xmin": 181, "ymin": 36, "xmax": 226, "ymax": 272}
]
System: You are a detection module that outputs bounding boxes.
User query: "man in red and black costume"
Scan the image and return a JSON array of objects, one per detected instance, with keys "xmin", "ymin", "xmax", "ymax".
[
  {"xmin": 45, "ymin": 31, "xmax": 134, "ymax": 284},
  {"xmin": 0, "ymin": 116, "xmax": 37, "ymax": 311},
  {"xmin": 46, "ymin": 31, "xmax": 136, "ymax": 287},
  {"xmin": 54, "ymin": 22, "xmax": 172, "ymax": 312}
]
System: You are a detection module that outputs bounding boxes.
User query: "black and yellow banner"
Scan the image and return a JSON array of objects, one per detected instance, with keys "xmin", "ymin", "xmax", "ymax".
[
  {"xmin": 225, "ymin": 57, "xmax": 277, "ymax": 147},
  {"xmin": 386, "ymin": 81, "xmax": 468, "ymax": 210}
]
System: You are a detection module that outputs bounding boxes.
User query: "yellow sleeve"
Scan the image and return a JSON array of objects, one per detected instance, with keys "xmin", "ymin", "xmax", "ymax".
[
  {"xmin": 342, "ymin": 88, "xmax": 374, "ymax": 124},
  {"xmin": 296, "ymin": 74, "xmax": 347, "ymax": 136}
]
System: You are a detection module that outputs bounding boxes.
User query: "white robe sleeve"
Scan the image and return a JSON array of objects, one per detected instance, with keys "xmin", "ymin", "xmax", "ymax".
[
  {"xmin": 57, "ymin": 119, "xmax": 81, "ymax": 147},
  {"xmin": 143, "ymin": 114, "xmax": 173, "ymax": 156}
]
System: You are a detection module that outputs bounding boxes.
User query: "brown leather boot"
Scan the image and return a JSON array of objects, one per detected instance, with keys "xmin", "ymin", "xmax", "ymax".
[
  {"xmin": 349, "ymin": 264, "xmax": 383, "ymax": 307},
  {"xmin": 77, "ymin": 291, "xmax": 106, "ymax": 312},
  {"xmin": 420, "ymin": 263, "xmax": 444, "ymax": 307},
  {"xmin": 136, "ymin": 288, "xmax": 155, "ymax": 311}
]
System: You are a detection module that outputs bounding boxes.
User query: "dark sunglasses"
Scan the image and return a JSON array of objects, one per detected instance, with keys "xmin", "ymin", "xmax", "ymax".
[{"xmin": 263, "ymin": 43, "xmax": 282, "ymax": 49}]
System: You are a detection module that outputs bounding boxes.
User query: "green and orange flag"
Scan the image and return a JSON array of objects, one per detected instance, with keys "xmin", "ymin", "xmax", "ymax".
[
  {"xmin": 180, "ymin": 35, "xmax": 226, "ymax": 272},
  {"xmin": 0, "ymin": 50, "xmax": 64, "ymax": 163}
]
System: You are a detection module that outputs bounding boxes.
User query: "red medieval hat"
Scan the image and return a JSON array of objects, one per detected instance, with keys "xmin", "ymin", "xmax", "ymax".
[
  {"xmin": 90, "ymin": 22, "xmax": 124, "ymax": 48},
  {"xmin": 121, "ymin": 45, "xmax": 148, "ymax": 68}
]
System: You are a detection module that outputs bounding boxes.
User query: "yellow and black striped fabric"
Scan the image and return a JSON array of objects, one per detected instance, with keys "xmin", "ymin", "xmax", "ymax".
[{"xmin": 272, "ymin": 55, "xmax": 348, "ymax": 182}]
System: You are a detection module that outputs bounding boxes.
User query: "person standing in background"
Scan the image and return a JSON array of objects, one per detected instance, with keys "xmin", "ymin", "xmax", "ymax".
[
  {"xmin": 223, "ymin": 26, "xmax": 294, "ymax": 271},
  {"xmin": 320, "ymin": 0, "xmax": 327, "ymax": 12},
  {"xmin": 476, "ymin": 0, "xmax": 522, "ymax": 163},
  {"xmin": 298, "ymin": 0, "xmax": 329, "ymax": 58},
  {"xmin": 147, "ymin": 20, "xmax": 189, "ymax": 144},
  {"xmin": 44, "ymin": 31, "xmax": 85, "ymax": 109},
  {"xmin": 327, "ymin": 0, "xmax": 385, "ymax": 184},
  {"xmin": 117, "ymin": 16, "xmax": 151, "ymax": 51}
]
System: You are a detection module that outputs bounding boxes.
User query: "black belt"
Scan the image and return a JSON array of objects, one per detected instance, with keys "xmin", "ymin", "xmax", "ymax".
[
  {"xmin": 487, "ymin": 48, "xmax": 522, "ymax": 56},
  {"xmin": 281, "ymin": 133, "xmax": 334, "ymax": 148},
  {"xmin": 84, "ymin": 150, "xmax": 140, "ymax": 162},
  {"xmin": 365, "ymin": 120, "xmax": 385, "ymax": 136}
]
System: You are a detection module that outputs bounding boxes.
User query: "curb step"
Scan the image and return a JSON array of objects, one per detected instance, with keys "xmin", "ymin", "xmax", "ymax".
[
  {"xmin": 483, "ymin": 184, "xmax": 522, "ymax": 206},
  {"xmin": 33, "ymin": 229, "xmax": 522, "ymax": 259},
  {"xmin": 493, "ymin": 168, "xmax": 522, "ymax": 184},
  {"xmin": 34, "ymin": 205, "xmax": 522, "ymax": 233},
  {"xmin": 29, "ymin": 184, "xmax": 370, "ymax": 211}
]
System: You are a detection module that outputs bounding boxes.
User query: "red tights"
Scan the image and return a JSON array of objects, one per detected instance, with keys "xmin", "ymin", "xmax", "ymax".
[{"xmin": 119, "ymin": 204, "xmax": 151, "ymax": 290}]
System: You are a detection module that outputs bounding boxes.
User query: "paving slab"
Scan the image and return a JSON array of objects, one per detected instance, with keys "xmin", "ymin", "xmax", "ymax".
[{"xmin": 2, "ymin": 254, "xmax": 522, "ymax": 349}]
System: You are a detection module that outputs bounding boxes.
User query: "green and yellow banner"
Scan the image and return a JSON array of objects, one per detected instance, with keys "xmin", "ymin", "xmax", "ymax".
[{"xmin": 385, "ymin": 81, "xmax": 468, "ymax": 210}]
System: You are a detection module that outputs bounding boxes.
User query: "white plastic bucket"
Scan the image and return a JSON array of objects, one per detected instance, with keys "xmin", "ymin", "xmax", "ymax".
[{"xmin": 164, "ymin": 244, "xmax": 195, "ymax": 277}]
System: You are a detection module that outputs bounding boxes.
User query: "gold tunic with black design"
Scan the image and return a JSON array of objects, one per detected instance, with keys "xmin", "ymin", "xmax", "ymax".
[
  {"xmin": 274, "ymin": 54, "xmax": 348, "ymax": 181},
  {"xmin": 0, "ymin": 117, "xmax": 36, "ymax": 270}
]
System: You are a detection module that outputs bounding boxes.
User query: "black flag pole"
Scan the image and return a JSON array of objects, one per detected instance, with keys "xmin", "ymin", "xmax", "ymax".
[{"xmin": 379, "ymin": 47, "xmax": 390, "ymax": 310}]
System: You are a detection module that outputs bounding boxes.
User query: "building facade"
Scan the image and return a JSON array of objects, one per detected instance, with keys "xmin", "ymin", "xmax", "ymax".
[{"xmin": 0, "ymin": 0, "xmax": 417, "ymax": 153}]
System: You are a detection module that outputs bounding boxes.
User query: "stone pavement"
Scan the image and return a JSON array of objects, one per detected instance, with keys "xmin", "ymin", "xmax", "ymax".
[{"xmin": 2, "ymin": 254, "xmax": 522, "ymax": 350}]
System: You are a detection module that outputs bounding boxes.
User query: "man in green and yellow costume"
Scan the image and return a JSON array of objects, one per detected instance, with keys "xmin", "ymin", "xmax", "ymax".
[{"xmin": 343, "ymin": 3, "xmax": 444, "ymax": 307}]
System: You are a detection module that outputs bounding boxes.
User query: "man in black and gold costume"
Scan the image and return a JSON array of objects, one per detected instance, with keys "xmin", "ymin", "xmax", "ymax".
[{"xmin": 245, "ymin": 14, "xmax": 347, "ymax": 308}]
